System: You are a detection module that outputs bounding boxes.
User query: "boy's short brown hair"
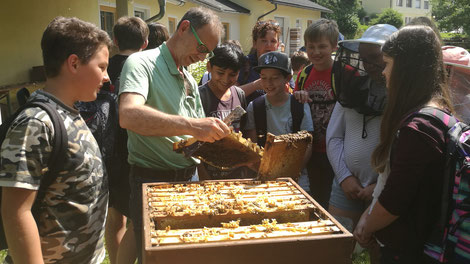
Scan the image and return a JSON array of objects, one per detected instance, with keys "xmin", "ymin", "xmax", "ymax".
[
  {"xmin": 304, "ymin": 18, "xmax": 339, "ymax": 47},
  {"xmin": 41, "ymin": 16, "xmax": 112, "ymax": 78},
  {"xmin": 291, "ymin": 51, "xmax": 309, "ymax": 72},
  {"xmin": 252, "ymin": 20, "xmax": 281, "ymax": 42},
  {"xmin": 113, "ymin": 16, "xmax": 149, "ymax": 51}
]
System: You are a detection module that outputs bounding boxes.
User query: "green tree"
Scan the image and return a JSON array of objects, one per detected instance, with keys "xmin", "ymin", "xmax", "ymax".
[
  {"xmin": 371, "ymin": 8, "xmax": 403, "ymax": 29},
  {"xmin": 315, "ymin": 0, "xmax": 361, "ymax": 39},
  {"xmin": 432, "ymin": 0, "xmax": 470, "ymax": 36}
]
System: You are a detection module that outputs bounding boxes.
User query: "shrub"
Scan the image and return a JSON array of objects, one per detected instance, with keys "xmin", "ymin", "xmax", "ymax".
[
  {"xmin": 355, "ymin": 24, "xmax": 369, "ymax": 39},
  {"xmin": 188, "ymin": 59, "xmax": 207, "ymax": 84},
  {"xmin": 371, "ymin": 8, "xmax": 403, "ymax": 29}
]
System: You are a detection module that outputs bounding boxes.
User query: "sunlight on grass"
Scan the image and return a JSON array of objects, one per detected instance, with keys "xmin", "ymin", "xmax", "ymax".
[{"xmin": 352, "ymin": 250, "xmax": 370, "ymax": 264}]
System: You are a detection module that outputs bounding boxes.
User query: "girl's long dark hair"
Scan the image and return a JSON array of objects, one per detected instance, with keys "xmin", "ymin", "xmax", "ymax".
[{"xmin": 371, "ymin": 26, "xmax": 453, "ymax": 172}]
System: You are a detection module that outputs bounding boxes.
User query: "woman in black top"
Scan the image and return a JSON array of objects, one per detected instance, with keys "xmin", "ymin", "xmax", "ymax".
[{"xmin": 354, "ymin": 26, "xmax": 454, "ymax": 263}]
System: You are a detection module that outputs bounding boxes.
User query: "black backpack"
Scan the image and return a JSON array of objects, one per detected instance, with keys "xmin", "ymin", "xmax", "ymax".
[
  {"xmin": 0, "ymin": 99, "xmax": 68, "ymax": 249},
  {"xmin": 75, "ymin": 90, "xmax": 119, "ymax": 169},
  {"xmin": 253, "ymin": 95, "xmax": 304, "ymax": 147}
]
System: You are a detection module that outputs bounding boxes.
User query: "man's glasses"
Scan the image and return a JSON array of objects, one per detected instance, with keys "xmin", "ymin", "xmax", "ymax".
[{"xmin": 190, "ymin": 25, "xmax": 214, "ymax": 59}]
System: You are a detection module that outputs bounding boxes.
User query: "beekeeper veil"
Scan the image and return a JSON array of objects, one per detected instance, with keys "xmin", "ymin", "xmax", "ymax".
[{"xmin": 332, "ymin": 24, "xmax": 398, "ymax": 116}]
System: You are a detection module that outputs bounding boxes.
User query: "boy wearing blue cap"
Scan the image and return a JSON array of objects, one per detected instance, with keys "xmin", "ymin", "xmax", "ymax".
[{"xmin": 245, "ymin": 51, "xmax": 313, "ymax": 192}]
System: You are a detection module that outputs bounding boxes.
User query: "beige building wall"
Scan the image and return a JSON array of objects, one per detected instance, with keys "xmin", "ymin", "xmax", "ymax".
[
  {"xmin": 361, "ymin": 0, "xmax": 432, "ymax": 24},
  {"xmin": 0, "ymin": 0, "xmax": 100, "ymax": 86},
  {"xmin": 394, "ymin": 1, "xmax": 431, "ymax": 24},
  {"xmin": 0, "ymin": 0, "xmax": 322, "ymax": 86},
  {"xmin": 231, "ymin": 0, "xmax": 321, "ymax": 53},
  {"xmin": 361, "ymin": 0, "xmax": 391, "ymax": 15}
]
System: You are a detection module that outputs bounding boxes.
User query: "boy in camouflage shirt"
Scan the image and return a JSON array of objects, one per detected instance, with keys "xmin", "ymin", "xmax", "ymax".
[{"xmin": 0, "ymin": 17, "xmax": 111, "ymax": 263}]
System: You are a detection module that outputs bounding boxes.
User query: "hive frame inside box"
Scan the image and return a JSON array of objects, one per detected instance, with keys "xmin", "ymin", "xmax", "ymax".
[{"xmin": 142, "ymin": 178, "xmax": 354, "ymax": 264}]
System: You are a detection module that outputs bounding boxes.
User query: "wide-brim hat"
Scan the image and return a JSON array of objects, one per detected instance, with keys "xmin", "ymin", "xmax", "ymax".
[
  {"xmin": 339, "ymin": 24, "xmax": 398, "ymax": 52},
  {"xmin": 253, "ymin": 51, "xmax": 293, "ymax": 75}
]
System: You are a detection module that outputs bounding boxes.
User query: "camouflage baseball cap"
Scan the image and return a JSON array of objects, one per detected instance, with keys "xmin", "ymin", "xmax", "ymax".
[{"xmin": 254, "ymin": 51, "xmax": 293, "ymax": 75}]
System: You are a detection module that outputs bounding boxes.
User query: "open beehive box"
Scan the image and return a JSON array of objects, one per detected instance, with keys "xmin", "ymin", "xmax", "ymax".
[{"xmin": 143, "ymin": 178, "xmax": 353, "ymax": 264}]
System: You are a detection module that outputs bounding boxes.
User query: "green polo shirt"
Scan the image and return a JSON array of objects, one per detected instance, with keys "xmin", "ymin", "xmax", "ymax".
[{"xmin": 119, "ymin": 43, "xmax": 204, "ymax": 170}]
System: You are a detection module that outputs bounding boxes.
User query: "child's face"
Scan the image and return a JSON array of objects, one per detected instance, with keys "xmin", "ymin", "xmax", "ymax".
[
  {"xmin": 207, "ymin": 63, "xmax": 239, "ymax": 92},
  {"xmin": 305, "ymin": 37, "xmax": 336, "ymax": 69},
  {"xmin": 260, "ymin": 68, "xmax": 290, "ymax": 97},
  {"xmin": 76, "ymin": 45, "xmax": 110, "ymax": 102},
  {"xmin": 254, "ymin": 30, "xmax": 280, "ymax": 59}
]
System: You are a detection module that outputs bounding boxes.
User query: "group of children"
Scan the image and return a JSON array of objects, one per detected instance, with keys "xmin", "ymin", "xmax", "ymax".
[
  {"xmin": 0, "ymin": 11, "xmax": 462, "ymax": 264},
  {"xmin": 196, "ymin": 18, "xmax": 462, "ymax": 264}
]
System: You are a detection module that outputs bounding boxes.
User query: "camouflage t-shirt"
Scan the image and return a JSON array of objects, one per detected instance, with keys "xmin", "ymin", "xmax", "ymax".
[{"xmin": 0, "ymin": 90, "xmax": 108, "ymax": 263}]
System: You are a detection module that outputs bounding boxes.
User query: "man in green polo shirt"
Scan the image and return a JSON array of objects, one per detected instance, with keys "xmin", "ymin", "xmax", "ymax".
[{"xmin": 117, "ymin": 7, "xmax": 230, "ymax": 263}]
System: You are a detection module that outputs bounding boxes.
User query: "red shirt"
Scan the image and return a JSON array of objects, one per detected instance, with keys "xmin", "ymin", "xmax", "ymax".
[{"xmin": 295, "ymin": 66, "xmax": 335, "ymax": 152}]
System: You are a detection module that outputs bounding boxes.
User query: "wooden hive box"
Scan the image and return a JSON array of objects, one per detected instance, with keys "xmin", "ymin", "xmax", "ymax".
[{"xmin": 142, "ymin": 178, "xmax": 354, "ymax": 264}]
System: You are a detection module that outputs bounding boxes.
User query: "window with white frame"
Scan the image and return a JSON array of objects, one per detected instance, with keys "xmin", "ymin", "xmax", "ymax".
[
  {"xmin": 134, "ymin": 5, "xmax": 150, "ymax": 20},
  {"xmin": 396, "ymin": 0, "xmax": 403, "ymax": 6},
  {"xmin": 222, "ymin": 22, "xmax": 230, "ymax": 42},
  {"xmin": 424, "ymin": 0, "xmax": 429, "ymax": 9},
  {"xmin": 405, "ymin": 17, "xmax": 412, "ymax": 24},
  {"xmin": 134, "ymin": 10, "xmax": 145, "ymax": 19},
  {"xmin": 415, "ymin": 0, "xmax": 421, "ymax": 8},
  {"xmin": 274, "ymin": 16, "xmax": 285, "ymax": 44},
  {"xmin": 296, "ymin": 19, "xmax": 301, "ymax": 29},
  {"xmin": 168, "ymin": 17, "xmax": 177, "ymax": 35},
  {"xmin": 100, "ymin": 5, "xmax": 116, "ymax": 37},
  {"xmin": 406, "ymin": 0, "xmax": 412, "ymax": 7}
]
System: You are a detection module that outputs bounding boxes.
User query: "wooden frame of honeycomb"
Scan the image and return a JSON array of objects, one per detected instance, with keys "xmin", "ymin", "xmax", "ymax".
[{"xmin": 142, "ymin": 178, "xmax": 353, "ymax": 264}]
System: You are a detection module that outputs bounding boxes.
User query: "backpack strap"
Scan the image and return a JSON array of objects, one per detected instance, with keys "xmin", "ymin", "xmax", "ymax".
[
  {"xmin": 198, "ymin": 85, "xmax": 212, "ymax": 117},
  {"xmin": 417, "ymin": 107, "xmax": 458, "ymax": 129},
  {"xmin": 253, "ymin": 96, "xmax": 267, "ymax": 147},
  {"xmin": 235, "ymin": 88, "xmax": 248, "ymax": 132},
  {"xmin": 25, "ymin": 101, "xmax": 68, "ymax": 214},
  {"xmin": 290, "ymin": 95, "xmax": 304, "ymax": 133},
  {"xmin": 408, "ymin": 107, "xmax": 458, "ymax": 234},
  {"xmin": 297, "ymin": 64, "xmax": 314, "ymax": 91},
  {"xmin": 236, "ymin": 87, "xmax": 247, "ymax": 110},
  {"xmin": 1, "ymin": 100, "xmax": 67, "ymax": 200},
  {"xmin": 0, "ymin": 100, "xmax": 67, "ymax": 250}
]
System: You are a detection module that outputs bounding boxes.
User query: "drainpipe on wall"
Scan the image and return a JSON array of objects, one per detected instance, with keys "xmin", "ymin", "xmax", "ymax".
[
  {"xmin": 257, "ymin": 2, "xmax": 278, "ymax": 21},
  {"xmin": 146, "ymin": 0, "xmax": 166, "ymax": 23},
  {"xmin": 167, "ymin": 0, "xmax": 185, "ymax": 7}
]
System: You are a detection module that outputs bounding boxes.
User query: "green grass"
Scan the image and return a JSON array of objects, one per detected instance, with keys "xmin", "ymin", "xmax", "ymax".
[
  {"xmin": 102, "ymin": 249, "xmax": 110, "ymax": 264},
  {"xmin": 353, "ymin": 251, "xmax": 371, "ymax": 264},
  {"xmin": 0, "ymin": 250, "xmax": 6, "ymax": 261}
]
